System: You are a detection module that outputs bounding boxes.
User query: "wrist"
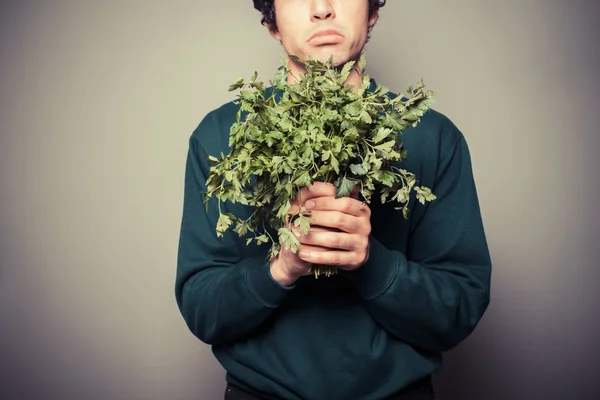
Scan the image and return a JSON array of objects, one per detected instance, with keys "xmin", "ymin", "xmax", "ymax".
[{"xmin": 269, "ymin": 257, "xmax": 299, "ymax": 286}]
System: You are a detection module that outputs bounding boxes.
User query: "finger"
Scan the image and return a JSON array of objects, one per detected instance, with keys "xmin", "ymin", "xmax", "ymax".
[
  {"xmin": 288, "ymin": 181, "xmax": 338, "ymax": 217},
  {"xmin": 305, "ymin": 196, "xmax": 371, "ymax": 218},
  {"xmin": 297, "ymin": 248, "xmax": 364, "ymax": 268},
  {"xmin": 280, "ymin": 242, "xmax": 328, "ymax": 255},
  {"xmin": 294, "ymin": 228, "xmax": 366, "ymax": 251},
  {"xmin": 292, "ymin": 224, "xmax": 339, "ymax": 235},
  {"xmin": 299, "ymin": 243, "xmax": 329, "ymax": 253},
  {"xmin": 305, "ymin": 181, "xmax": 337, "ymax": 197},
  {"xmin": 291, "ymin": 182, "xmax": 336, "ymax": 205},
  {"xmin": 301, "ymin": 210, "xmax": 370, "ymax": 236},
  {"xmin": 276, "ymin": 243, "xmax": 325, "ymax": 279},
  {"xmin": 287, "ymin": 202, "xmax": 306, "ymax": 216}
]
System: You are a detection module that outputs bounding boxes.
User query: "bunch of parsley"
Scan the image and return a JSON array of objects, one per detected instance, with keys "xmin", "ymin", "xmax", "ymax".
[{"xmin": 204, "ymin": 54, "xmax": 436, "ymax": 277}]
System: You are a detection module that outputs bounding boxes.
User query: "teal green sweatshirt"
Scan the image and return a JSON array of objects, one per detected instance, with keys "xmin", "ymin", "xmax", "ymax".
[{"xmin": 175, "ymin": 79, "xmax": 491, "ymax": 400}]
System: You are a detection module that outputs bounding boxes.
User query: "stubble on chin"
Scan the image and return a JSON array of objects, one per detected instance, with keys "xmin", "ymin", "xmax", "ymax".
[{"xmin": 309, "ymin": 49, "xmax": 361, "ymax": 69}]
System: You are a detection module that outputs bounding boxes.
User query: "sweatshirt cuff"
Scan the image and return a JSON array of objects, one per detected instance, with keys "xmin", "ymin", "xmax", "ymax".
[
  {"xmin": 342, "ymin": 236, "xmax": 400, "ymax": 299},
  {"xmin": 244, "ymin": 256, "xmax": 295, "ymax": 308}
]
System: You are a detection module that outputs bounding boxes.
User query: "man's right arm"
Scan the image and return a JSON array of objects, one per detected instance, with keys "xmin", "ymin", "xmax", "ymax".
[{"xmin": 175, "ymin": 115, "xmax": 298, "ymax": 346}]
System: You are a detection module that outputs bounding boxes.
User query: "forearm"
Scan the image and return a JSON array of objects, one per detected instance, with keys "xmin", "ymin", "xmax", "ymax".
[
  {"xmin": 177, "ymin": 254, "xmax": 294, "ymax": 345},
  {"xmin": 341, "ymin": 132, "xmax": 492, "ymax": 351},
  {"xmin": 175, "ymin": 126, "xmax": 296, "ymax": 345},
  {"xmin": 343, "ymin": 237, "xmax": 490, "ymax": 352}
]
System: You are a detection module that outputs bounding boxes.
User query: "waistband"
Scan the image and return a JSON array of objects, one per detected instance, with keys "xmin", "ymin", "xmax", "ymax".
[{"xmin": 225, "ymin": 375, "xmax": 434, "ymax": 400}]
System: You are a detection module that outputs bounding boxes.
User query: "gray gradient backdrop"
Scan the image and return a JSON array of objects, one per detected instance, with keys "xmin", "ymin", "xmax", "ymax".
[{"xmin": 1, "ymin": 1, "xmax": 598, "ymax": 399}]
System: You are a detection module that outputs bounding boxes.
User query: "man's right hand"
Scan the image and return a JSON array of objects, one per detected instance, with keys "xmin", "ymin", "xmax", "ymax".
[
  {"xmin": 269, "ymin": 245, "xmax": 314, "ymax": 286},
  {"xmin": 269, "ymin": 184, "xmax": 331, "ymax": 286}
]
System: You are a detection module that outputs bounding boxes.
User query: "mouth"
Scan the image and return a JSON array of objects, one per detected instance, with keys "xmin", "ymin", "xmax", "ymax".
[{"xmin": 308, "ymin": 29, "xmax": 344, "ymax": 45}]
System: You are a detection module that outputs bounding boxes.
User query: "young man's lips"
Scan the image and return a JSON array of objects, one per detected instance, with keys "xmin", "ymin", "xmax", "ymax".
[{"xmin": 308, "ymin": 30, "xmax": 344, "ymax": 45}]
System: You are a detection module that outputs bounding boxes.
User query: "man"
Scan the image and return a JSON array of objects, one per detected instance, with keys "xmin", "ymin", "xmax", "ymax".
[{"xmin": 175, "ymin": 1, "xmax": 492, "ymax": 399}]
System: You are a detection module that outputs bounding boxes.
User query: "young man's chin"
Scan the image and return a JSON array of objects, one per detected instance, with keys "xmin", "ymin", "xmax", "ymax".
[{"xmin": 303, "ymin": 50, "xmax": 357, "ymax": 68}]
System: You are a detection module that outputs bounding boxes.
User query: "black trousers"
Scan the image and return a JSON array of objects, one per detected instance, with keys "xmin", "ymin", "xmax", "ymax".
[{"xmin": 224, "ymin": 377, "xmax": 437, "ymax": 400}]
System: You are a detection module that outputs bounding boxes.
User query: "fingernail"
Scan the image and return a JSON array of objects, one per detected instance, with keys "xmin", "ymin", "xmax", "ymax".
[
  {"xmin": 298, "ymin": 250, "xmax": 311, "ymax": 259},
  {"xmin": 305, "ymin": 200, "xmax": 315, "ymax": 210}
]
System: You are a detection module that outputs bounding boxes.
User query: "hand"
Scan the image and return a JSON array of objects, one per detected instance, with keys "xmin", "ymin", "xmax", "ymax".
[
  {"xmin": 269, "ymin": 183, "xmax": 334, "ymax": 285},
  {"xmin": 293, "ymin": 182, "xmax": 371, "ymax": 271}
]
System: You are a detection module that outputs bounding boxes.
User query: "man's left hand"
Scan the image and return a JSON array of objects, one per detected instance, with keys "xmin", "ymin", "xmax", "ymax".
[{"xmin": 292, "ymin": 182, "xmax": 371, "ymax": 271}]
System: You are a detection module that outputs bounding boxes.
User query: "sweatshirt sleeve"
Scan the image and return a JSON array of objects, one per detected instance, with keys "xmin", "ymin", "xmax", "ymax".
[
  {"xmin": 174, "ymin": 113, "xmax": 295, "ymax": 346},
  {"xmin": 342, "ymin": 134, "xmax": 492, "ymax": 352}
]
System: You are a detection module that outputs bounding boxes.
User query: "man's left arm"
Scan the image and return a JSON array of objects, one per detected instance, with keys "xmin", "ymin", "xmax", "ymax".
[{"xmin": 297, "ymin": 136, "xmax": 492, "ymax": 352}]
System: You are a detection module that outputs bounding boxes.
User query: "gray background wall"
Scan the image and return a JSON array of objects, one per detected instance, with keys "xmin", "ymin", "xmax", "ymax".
[{"xmin": 1, "ymin": 1, "xmax": 598, "ymax": 399}]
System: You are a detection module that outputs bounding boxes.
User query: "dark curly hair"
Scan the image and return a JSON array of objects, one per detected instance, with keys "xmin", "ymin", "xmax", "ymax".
[{"xmin": 252, "ymin": 0, "xmax": 386, "ymax": 29}]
